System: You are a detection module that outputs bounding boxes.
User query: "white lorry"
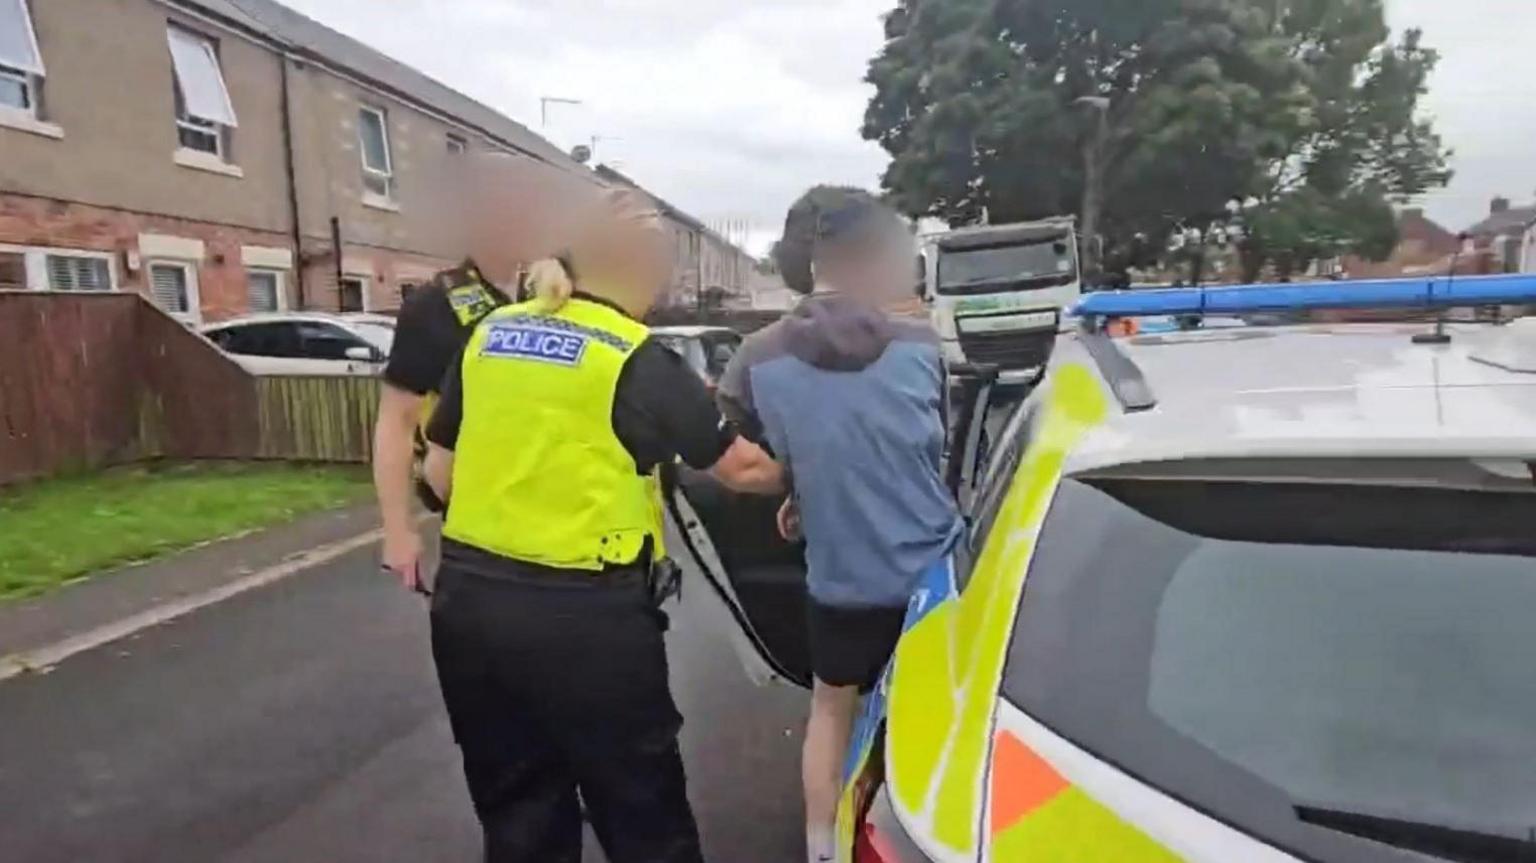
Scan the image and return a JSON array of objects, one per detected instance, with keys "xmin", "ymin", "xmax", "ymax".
[{"xmin": 920, "ymin": 217, "xmax": 1082, "ymax": 385}]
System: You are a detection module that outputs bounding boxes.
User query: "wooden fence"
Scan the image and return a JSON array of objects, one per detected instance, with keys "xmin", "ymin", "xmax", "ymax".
[
  {"xmin": 1, "ymin": 293, "xmax": 379, "ymax": 486},
  {"xmin": 255, "ymin": 376, "xmax": 379, "ymax": 463}
]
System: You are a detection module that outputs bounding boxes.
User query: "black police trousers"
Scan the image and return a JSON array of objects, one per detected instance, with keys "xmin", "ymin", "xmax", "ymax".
[{"xmin": 429, "ymin": 560, "xmax": 703, "ymax": 863}]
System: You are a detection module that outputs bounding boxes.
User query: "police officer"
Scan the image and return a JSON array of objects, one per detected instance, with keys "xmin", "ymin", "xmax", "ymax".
[
  {"xmin": 374, "ymin": 152, "xmax": 573, "ymax": 589},
  {"xmin": 420, "ymin": 189, "xmax": 783, "ymax": 863}
]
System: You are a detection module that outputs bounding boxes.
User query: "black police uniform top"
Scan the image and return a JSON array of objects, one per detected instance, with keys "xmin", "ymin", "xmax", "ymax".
[
  {"xmin": 384, "ymin": 260, "xmax": 511, "ymax": 398},
  {"xmin": 426, "ymin": 291, "xmax": 739, "ymax": 579}
]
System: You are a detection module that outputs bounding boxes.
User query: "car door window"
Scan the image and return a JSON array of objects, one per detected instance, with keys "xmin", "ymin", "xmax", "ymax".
[
  {"xmin": 704, "ymin": 333, "xmax": 740, "ymax": 379},
  {"xmin": 296, "ymin": 322, "xmax": 369, "ymax": 361},
  {"xmin": 217, "ymin": 323, "xmax": 303, "ymax": 358}
]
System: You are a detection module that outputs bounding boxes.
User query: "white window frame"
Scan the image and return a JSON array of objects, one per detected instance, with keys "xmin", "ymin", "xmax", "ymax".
[
  {"xmin": 245, "ymin": 267, "xmax": 287, "ymax": 313},
  {"xmin": 0, "ymin": 62, "xmax": 38, "ymax": 119},
  {"xmin": 339, "ymin": 273, "xmax": 371, "ymax": 313},
  {"xmin": 0, "ymin": 0, "xmax": 45, "ymax": 123},
  {"xmin": 0, "ymin": 244, "xmax": 117, "ymax": 292},
  {"xmin": 357, "ymin": 105, "xmax": 395, "ymax": 204},
  {"xmin": 167, "ymin": 26, "xmax": 237, "ymax": 164},
  {"xmin": 146, "ymin": 258, "xmax": 202, "ymax": 324}
]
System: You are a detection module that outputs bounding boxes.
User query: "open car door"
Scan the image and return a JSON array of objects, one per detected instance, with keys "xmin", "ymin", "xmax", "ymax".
[{"xmin": 662, "ymin": 364, "xmax": 1000, "ymax": 688}]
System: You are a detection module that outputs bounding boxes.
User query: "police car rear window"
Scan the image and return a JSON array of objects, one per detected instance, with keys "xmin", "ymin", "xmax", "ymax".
[{"xmin": 1002, "ymin": 478, "xmax": 1536, "ymax": 863}]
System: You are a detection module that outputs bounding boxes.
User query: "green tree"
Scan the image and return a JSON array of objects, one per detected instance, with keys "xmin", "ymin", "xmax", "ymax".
[
  {"xmin": 863, "ymin": 0, "xmax": 1451, "ymax": 282},
  {"xmin": 1237, "ymin": 14, "xmax": 1452, "ymax": 279}
]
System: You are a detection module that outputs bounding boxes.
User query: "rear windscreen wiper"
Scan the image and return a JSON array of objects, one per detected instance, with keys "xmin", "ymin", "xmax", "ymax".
[{"xmin": 1296, "ymin": 805, "xmax": 1536, "ymax": 863}]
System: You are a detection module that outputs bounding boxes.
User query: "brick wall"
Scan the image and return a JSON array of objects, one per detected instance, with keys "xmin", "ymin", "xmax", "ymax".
[
  {"xmin": 0, "ymin": 194, "xmax": 293, "ymax": 322},
  {"xmin": 297, "ymin": 236, "xmax": 454, "ymax": 314}
]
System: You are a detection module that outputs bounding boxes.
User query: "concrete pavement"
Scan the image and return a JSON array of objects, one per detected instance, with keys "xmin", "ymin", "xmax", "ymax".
[{"xmin": 0, "ymin": 535, "xmax": 808, "ymax": 862}]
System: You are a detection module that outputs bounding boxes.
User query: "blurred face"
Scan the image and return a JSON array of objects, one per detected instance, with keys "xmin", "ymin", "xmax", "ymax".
[
  {"xmin": 443, "ymin": 153, "xmax": 587, "ymax": 279},
  {"xmin": 555, "ymin": 188, "xmax": 671, "ymax": 313},
  {"xmin": 815, "ymin": 218, "xmax": 915, "ymax": 303},
  {"xmin": 577, "ymin": 206, "xmax": 674, "ymax": 312}
]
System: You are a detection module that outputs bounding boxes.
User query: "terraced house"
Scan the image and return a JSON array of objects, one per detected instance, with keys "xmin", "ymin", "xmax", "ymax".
[{"xmin": 0, "ymin": 0, "xmax": 594, "ymax": 324}]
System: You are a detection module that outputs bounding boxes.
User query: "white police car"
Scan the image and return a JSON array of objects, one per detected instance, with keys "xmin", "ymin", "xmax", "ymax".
[{"xmin": 669, "ymin": 274, "xmax": 1536, "ymax": 863}]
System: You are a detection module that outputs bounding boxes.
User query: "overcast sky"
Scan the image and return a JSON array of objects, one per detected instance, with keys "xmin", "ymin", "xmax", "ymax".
[{"xmin": 282, "ymin": 0, "xmax": 1535, "ymax": 253}]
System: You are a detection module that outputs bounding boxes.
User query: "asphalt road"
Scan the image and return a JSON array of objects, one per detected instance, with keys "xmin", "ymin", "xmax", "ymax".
[{"xmin": 0, "ymin": 541, "xmax": 808, "ymax": 862}]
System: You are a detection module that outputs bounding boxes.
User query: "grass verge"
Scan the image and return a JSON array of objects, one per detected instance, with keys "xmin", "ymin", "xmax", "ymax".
[{"xmin": 0, "ymin": 461, "xmax": 371, "ymax": 601}]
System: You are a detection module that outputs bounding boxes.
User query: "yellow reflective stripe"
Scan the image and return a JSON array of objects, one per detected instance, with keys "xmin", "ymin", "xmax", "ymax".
[
  {"xmin": 992, "ymin": 787, "xmax": 1185, "ymax": 862},
  {"xmin": 888, "ymin": 600, "xmax": 959, "ymax": 810},
  {"xmin": 886, "ymin": 362, "xmax": 1111, "ymax": 856}
]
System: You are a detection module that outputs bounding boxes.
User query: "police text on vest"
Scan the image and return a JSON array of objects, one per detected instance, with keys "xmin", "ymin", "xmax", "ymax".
[{"xmin": 481, "ymin": 325, "xmax": 588, "ymax": 366}]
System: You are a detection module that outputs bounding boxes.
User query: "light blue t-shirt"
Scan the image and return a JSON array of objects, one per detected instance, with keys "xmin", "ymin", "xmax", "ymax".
[{"xmin": 720, "ymin": 294, "xmax": 963, "ymax": 608}]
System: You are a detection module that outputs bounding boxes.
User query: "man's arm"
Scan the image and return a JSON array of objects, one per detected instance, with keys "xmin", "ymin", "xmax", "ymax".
[
  {"xmin": 710, "ymin": 436, "xmax": 784, "ymax": 494},
  {"xmin": 373, "ymin": 288, "xmax": 459, "ymax": 589},
  {"xmin": 613, "ymin": 339, "xmax": 784, "ymax": 496},
  {"xmin": 373, "ymin": 384, "xmax": 426, "ymax": 587}
]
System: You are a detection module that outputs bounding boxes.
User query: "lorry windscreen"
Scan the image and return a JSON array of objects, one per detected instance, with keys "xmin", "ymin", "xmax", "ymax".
[{"xmin": 937, "ymin": 238, "xmax": 1075, "ymax": 294}]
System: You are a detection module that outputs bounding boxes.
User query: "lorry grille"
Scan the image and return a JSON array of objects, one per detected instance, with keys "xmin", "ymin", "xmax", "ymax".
[{"xmin": 958, "ymin": 329, "xmax": 1055, "ymax": 370}]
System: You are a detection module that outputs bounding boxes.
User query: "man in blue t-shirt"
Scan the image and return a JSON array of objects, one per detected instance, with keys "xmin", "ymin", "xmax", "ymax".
[{"xmin": 718, "ymin": 186, "xmax": 962, "ymax": 863}]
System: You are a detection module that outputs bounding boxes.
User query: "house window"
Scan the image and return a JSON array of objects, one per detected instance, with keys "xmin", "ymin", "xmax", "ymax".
[
  {"xmin": 339, "ymin": 276, "xmax": 367, "ymax": 312},
  {"xmin": 47, "ymin": 254, "xmax": 112, "ymax": 291},
  {"xmin": 0, "ymin": 0, "xmax": 44, "ymax": 117},
  {"xmin": 358, "ymin": 106, "xmax": 394, "ymax": 200},
  {"xmin": 167, "ymin": 26, "xmax": 237, "ymax": 159},
  {"xmin": 247, "ymin": 268, "xmax": 284, "ymax": 312},
  {"xmin": 0, "ymin": 251, "xmax": 25, "ymax": 289},
  {"xmin": 148, "ymin": 260, "xmax": 199, "ymax": 320},
  {"xmin": 446, "ymin": 133, "xmax": 466, "ymax": 155}
]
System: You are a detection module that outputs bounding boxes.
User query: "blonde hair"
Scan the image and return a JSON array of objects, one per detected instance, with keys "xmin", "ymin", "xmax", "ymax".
[
  {"xmin": 525, "ymin": 188, "xmax": 663, "ymax": 313},
  {"xmin": 526, "ymin": 258, "xmax": 575, "ymax": 312}
]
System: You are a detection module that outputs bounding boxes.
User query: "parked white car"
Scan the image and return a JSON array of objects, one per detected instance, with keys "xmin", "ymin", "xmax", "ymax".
[{"xmin": 202, "ymin": 313, "xmax": 396, "ymax": 376}]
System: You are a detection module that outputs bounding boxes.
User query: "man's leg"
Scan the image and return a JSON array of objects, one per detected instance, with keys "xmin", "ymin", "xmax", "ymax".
[
  {"xmin": 430, "ymin": 566, "xmax": 583, "ymax": 863},
  {"xmin": 803, "ymin": 680, "xmax": 860, "ymax": 863},
  {"xmin": 803, "ymin": 600, "xmax": 908, "ymax": 862}
]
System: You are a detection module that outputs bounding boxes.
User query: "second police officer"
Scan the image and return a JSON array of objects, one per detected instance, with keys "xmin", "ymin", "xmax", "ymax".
[{"xmin": 420, "ymin": 188, "xmax": 784, "ymax": 863}]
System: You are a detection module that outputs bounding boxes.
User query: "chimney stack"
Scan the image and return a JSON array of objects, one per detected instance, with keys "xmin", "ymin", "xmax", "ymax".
[{"xmin": 1491, "ymin": 196, "xmax": 1511, "ymax": 214}]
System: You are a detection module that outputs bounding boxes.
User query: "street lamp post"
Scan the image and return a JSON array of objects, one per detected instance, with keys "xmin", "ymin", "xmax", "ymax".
[{"xmin": 1075, "ymin": 96, "xmax": 1111, "ymax": 284}]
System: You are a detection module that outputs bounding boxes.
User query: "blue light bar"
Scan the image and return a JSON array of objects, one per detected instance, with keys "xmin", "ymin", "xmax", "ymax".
[{"xmin": 1075, "ymin": 273, "xmax": 1536, "ymax": 319}]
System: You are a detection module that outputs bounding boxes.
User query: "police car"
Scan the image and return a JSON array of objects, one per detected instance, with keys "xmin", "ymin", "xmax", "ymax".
[{"xmin": 667, "ymin": 274, "xmax": 1536, "ymax": 863}]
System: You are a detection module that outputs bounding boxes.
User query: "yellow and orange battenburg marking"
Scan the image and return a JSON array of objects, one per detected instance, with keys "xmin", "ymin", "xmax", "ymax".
[
  {"xmin": 882, "ymin": 363, "xmax": 1112, "ymax": 859},
  {"xmin": 988, "ymin": 730, "xmax": 1183, "ymax": 861}
]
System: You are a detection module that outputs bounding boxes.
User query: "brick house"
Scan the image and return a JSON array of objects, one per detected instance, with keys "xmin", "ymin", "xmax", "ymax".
[
  {"xmin": 1339, "ymin": 207, "xmax": 1462, "ymax": 280},
  {"xmin": 592, "ymin": 164, "xmax": 757, "ymax": 309},
  {"xmin": 1465, "ymin": 197, "xmax": 1536, "ymax": 274},
  {"xmin": 0, "ymin": 0, "xmax": 593, "ymax": 324}
]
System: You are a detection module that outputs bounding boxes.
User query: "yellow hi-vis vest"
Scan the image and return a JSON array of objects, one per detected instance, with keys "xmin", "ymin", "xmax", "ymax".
[{"xmin": 443, "ymin": 298, "xmax": 664, "ymax": 571}]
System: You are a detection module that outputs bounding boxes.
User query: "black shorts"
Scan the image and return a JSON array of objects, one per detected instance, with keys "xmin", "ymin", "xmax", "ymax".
[{"xmin": 807, "ymin": 600, "xmax": 907, "ymax": 692}]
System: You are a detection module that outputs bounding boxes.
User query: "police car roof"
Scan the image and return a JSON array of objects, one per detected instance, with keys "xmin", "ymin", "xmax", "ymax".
[{"xmin": 1057, "ymin": 319, "xmax": 1536, "ymax": 475}]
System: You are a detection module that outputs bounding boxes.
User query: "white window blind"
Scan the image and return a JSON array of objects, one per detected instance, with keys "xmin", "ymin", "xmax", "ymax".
[
  {"xmin": 0, "ymin": 0, "xmax": 44, "ymax": 75},
  {"xmin": 46, "ymin": 255, "xmax": 110, "ymax": 291},
  {"xmin": 149, "ymin": 263, "xmax": 190, "ymax": 312},
  {"xmin": 167, "ymin": 28, "xmax": 236, "ymax": 127},
  {"xmin": 247, "ymin": 270, "xmax": 280, "ymax": 312}
]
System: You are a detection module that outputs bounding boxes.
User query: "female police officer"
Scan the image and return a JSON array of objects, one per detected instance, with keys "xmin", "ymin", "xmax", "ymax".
[
  {"xmin": 375, "ymin": 151, "xmax": 581, "ymax": 589},
  {"xmin": 420, "ymin": 189, "xmax": 783, "ymax": 863}
]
